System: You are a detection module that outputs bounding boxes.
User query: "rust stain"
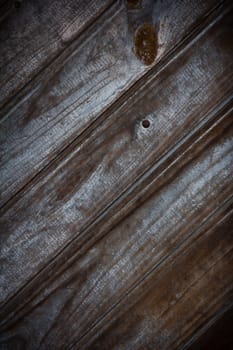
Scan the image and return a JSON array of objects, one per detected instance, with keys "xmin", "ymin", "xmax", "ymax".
[{"xmin": 134, "ymin": 23, "xmax": 157, "ymax": 65}]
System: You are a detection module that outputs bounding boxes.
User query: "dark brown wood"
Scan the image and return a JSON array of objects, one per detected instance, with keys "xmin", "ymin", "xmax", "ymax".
[
  {"xmin": 0, "ymin": 1, "xmax": 232, "ymax": 349},
  {"xmin": 185, "ymin": 305, "xmax": 233, "ymax": 350}
]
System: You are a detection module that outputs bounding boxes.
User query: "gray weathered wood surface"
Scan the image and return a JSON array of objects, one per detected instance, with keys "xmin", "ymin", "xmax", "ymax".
[
  {"xmin": 0, "ymin": 0, "xmax": 226, "ymax": 207},
  {"xmin": 0, "ymin": 0, "xmax": 232, "ymax": 349}
]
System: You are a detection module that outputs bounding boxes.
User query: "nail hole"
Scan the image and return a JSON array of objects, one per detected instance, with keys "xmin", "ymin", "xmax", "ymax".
[{"xmin": 142, "ymin": 119, "xmax": 150, "ymax": 128}]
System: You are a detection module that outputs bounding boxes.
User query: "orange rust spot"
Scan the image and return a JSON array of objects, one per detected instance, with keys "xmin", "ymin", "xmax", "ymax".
[{"xmin": 134, "ymin": 23, "xmax": 157, "ymax": 66}]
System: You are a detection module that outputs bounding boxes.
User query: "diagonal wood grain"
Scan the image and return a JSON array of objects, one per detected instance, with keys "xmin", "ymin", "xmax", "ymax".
[
  {"xmin": 1, "ymin": 97, "xmax": 232, "ymax": 327},
  {"xmin": 0, "ymin": 108, "xmax": 232, "ymax": 349},
  {"xmin": 78, "ymin": 202, "xmax": 233, "ymax": 350},
  {"xmin": 0, "ymin": 6, "xmax": 232, "ymax": 307},
  {"xmin": 0, "ymin": 0, "xmax": 227, "ymax": 207},
  {"xmin": 183, "ymin": 304, "xmax": 233, "ymax": 350},
  {"xmin": 0, "ymin": 0, "xmax": 113, "ymax": 109},
  {"xmin": 1, "ymin": 3, "xmax": 233, "ymax": 349}
]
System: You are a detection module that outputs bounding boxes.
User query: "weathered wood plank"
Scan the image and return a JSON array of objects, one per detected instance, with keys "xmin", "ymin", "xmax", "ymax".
[
  {"xmin": 0, "ymin": 7, "xmax": 232, "ymax": 307},
  {"xmin": 0, "ymin": 0, "xmax": 226, "ymax": 207},
  {"xmin": 79, "ymin": 202, "xmax": 233, "ymax": 350},
  {"xmin": 0, "ymin": 0, "xmax": 113, "ymax": 108},
  {"xmin": 0, "ymin": 112, "xmax": 232, "ymax": 349}
]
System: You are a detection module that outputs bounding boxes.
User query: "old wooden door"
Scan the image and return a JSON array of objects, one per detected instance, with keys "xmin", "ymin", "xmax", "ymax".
[{"xmin": 0, "ymin": 0, "xmax": 233, "ymax": 349}]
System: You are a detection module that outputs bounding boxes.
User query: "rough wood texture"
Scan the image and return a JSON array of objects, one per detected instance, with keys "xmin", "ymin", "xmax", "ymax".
[
  {"xmin": 1, "ymin": 3, "xmax": 232, "ymax": 305},
  {"xmin": 80, "ymin": 202, "xmax": 233, "ymax": 350},
  {"xmin": 0, "ymin": 0, "xmax": 113, "ymax": 108},
  {"xmin": 0, "ymin": 0, "xmax": 225, "ymax": 207},
  {"xmin": 1, "ymin": 112, "xmax": 232, "ymax": 349},
  {"xmin": 0, "ymin": 0, "xmax": 232, "ymax": 349},
  {"xmin": 185, "ymin": 305, "xmax": 233, "ymax": 350}
]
